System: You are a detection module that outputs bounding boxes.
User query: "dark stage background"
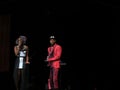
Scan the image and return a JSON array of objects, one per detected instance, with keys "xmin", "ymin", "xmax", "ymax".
[
  {"xmin": 0, "ymin": 15, "xmax": 10, "ymax": 72},
  {"xmin": 0, "ymin": 1, "xmax": 113, "ymax": 90}
]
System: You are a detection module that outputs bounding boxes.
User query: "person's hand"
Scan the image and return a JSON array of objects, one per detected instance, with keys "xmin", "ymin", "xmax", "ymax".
[
  {"xmin": 44, "ymin": 59, "xmax": 48, "ymax": 62},
  {"xmin": 26, "ymin": 61, "xmax": 30, "ymax": 64},
  {"xmin": 45, "ymin": 56, "xmax": 49, "ymax": 62}
]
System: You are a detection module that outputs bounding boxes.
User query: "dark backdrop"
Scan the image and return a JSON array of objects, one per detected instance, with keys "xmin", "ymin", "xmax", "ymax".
[
  {"xmin": 0, "ymin": 1, "xmax": 113, "ymax": 90},
  {"xmin": 0, "ymin": 15, "xmax": 10, "ymax": 72}
]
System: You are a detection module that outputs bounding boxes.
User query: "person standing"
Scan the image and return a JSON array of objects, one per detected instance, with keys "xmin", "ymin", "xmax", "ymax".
[
  {"xmin": 45, "ymin": 36, "xmax": 62, "ymax": 90},
  {"xmin": 13, "ymin": 35, "xmax": 30, "ymax": 90}
]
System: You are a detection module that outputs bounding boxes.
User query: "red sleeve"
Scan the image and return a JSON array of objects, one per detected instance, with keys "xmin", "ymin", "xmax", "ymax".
[{"xmin": 48, "ymin": 45, "xmax": 62, "ymax": 61}]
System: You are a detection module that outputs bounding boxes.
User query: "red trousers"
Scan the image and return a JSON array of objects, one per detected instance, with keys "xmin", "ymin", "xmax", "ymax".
[{"xmin": 48, "ymin": 67, "xmax": 59, "ymax": 89}]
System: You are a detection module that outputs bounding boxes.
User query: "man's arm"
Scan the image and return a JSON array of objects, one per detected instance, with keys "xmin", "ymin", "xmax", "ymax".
[{"xmin": 48, "ymin": 46, "xmax": 62, "ymax": 61}]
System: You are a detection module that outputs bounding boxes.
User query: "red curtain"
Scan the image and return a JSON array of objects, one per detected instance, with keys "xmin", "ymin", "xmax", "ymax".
[{"xmin": 0, "ymin": 15, "xmax": 10, "ymax": 72}]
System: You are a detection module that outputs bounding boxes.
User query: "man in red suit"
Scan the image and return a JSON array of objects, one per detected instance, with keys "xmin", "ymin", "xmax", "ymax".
[{"xmin": 46, "ymin": 36, "xmax": 62, "ymax": 90}]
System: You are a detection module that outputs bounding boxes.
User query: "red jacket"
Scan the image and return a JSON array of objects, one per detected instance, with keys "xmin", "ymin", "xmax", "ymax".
[{"xmin": 47, "ymin": 43, "xmax": 62, "ymax": 68}]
